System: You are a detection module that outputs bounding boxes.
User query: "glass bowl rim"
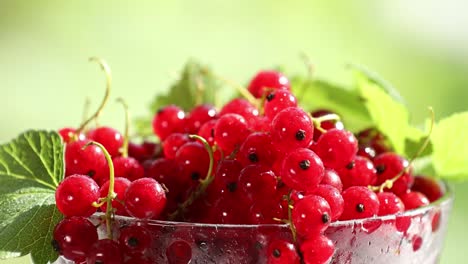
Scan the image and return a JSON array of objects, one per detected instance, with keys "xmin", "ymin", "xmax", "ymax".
[{"xmin": 101, "ymin": 180, "xmax": 453, "ymax": 229}]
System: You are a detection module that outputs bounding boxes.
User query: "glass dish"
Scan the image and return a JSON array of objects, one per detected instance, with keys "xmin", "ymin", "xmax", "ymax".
[{"xmin": 55, "ymin": 181, "xmax": 453, "ymax": 264}]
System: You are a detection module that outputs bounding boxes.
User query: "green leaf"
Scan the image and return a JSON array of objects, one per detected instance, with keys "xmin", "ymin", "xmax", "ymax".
[
  {"xmin": 431, "ymin": 112, "xmax": 468, "ymax": 180},
  {"xmin": 353, "ymin": 69, "xmax": 410, "ymax": 154},
  {"xmin": 291, "ymin": 77, "xmax": 372, "ymax": 132},
  {"xmin": 149, "ymin": 60, "xmax": 221, "ymax": 113},
  {"xmin": 0, "ymin": 130, "xmax": 64, "ymax": 264}
]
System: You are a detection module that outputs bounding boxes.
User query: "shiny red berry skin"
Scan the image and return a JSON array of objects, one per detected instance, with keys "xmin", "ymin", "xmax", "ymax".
[
  {"xmin": 125, "ymin": 177, "xmax": 167, "ymax": 219},
  {"xmin": 300, "ymin": 235, "xmax": 335, "ymax": 264},
  {"xmin": 400, "ymin": 191, "xmax": 430, "ymax": 210},
  {"xmin": 87, "ymin": 126, "xmax": 123, "ymax": 157},
  {"xmin": 280, "ymin": 148, "xmax": 324, "ymax": 192},
  {"xmin": 208, "ymin": 159, "xmax": 243, "ymax": 196},
  {"xmin": 270, "ymin": 107, "xmax": 314, "ymax": 152},
  {"xmin": 292, "ymin": 195, "xmax": 331, "ymax": 238},
  {"xmin": 313, "ymin": 128, "xmax": 358, "ymax": 170},
  {"xmin": 374, "ymin": 152, "xmax": 414, "ymax": 195},
  {"xmin": 248, "ymin": 70, "xmax": 291, "ymax": 98},
  {"xmin": 58, "ymin": 127, "xmax": 85, "ymax": 143},
  {"xmin": 113, "ymin": 156, "xmax": 144, "ymax": 181},
  {"xmin": 197, "ymin": 119, "xmax": 217, "ymax": 146},
  {"xmin": 163, "ymin": 133, "xmax": 191, "ymax": 159},
  {"xmin": 411, "ymin": 175, "xmax": 443, "ymax": 202},
  {"xmin": 55, "ymin": 174, "xmax": 99, "ymax": 217},
  {"xmin": 86, "ymin": 239, "xmax": 123, "ymax": 264},
  {"xmin": 340, "ymin": 186, "xmax": 380, "ymax": 220},
  {"xmin": 337, "ymin": 156, "xmax": 377, "ymax": 190},
  {"xmin": 128, "ymin": 141, "xmax": 161, "ymax": 162},
  {"xmin": 249, "ymin": 200, "xmax": 285, "ymax": 224},
  {"xmin": 238, "ymin": 132, "xmax": 277, "ymax": 167},
  {"xmin": 312, "ymin": 184, "xmax": 344, "ymax": 221},
  {"xmin": 377, "ymin": 192, "xmax": 405, "ymax": 216},
  {"xmin": 264, "ymin": 90, "xmax": 297, "ymax": 121},
  {"xmin": 99, "ymin": 177, "xmax": 131, "ymax": 215},
  {"xmin": 146, "ymin": 158, "xmax": 182, "ymax": 195},
  {"xmin": 265, "ymin": 239, "xmax": 300, "ymax": 264},
  {"xmin": 53, "ymin": 217, "xmax": 98, "ymax": 262},
  {"xmin": 238, "ymin": 164, "xmax": 277, "ymax": 203},
  {"xmin": 320, "ymin": 169, "xmax": 343, "ymax": 192},
  {"xmin": 152, "ymin": 105, "xmax": 186, "ymax": 140},
  {"xmin": 214, "ymin": 113, "xmax": 251, "ymax": 154},
  {"xmin": 118, "ymin": 225, "xmax": 152, "ymax": 255},
  {"xmin": 186, "ymin": 104, "xmax": 217, "ymax": 133},
  {"xmin": 64, "ymin": 140, "xmax": 109, "ymax": 185},
  {"xmin": 219, "ymin": 98, "xmax": 259, "ymax": 126},
  {"xmin": 175, "ymin": 141, "xmax": 210, "ymax": 183}
]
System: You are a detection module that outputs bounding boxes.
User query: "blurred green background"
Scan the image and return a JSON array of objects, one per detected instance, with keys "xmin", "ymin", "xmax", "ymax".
[{"xmin": 0, "ymin": 0, "xmax": 467, "ymax": 263}]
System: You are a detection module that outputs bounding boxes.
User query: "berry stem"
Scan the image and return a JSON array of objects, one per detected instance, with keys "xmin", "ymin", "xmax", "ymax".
[
  {"xmin": 310, "ymin": 113, "xmax": 341, "ymax": 133},
  {"xmin": 369, "ymin": 107, "xmax": 435, "ymax": 192},
  {"xmin": 84, "ymin": 141, "xmax": 116, "ymax": 240},
  {"xmin": 76, "ymin": 57, "xmax": 112, "ymax": 134},
  {"xmin": 286, "ymin": 192, "xmax": 298, "ymax": 243},
  {"xmin": 82, "ymin": 97, "xmax": 91, "ymax": 128},
  {"xmin": 168, "ymin": 135, "xmax": 214, "ymax": 220},
  {"xmin": 116, "ymin": 98, "xmax": 130, "ymax": 158}
]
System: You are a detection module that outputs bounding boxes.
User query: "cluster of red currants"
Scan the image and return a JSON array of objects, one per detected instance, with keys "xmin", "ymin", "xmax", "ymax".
[{"xmin": 51, "ymin": 70, "xmax": 444, "ymax": 264}]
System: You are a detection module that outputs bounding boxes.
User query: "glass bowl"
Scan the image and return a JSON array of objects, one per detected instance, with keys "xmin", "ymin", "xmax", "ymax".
[{"xmin": 55, "ymin": 181, "xmax": 453, "ymax": 264}]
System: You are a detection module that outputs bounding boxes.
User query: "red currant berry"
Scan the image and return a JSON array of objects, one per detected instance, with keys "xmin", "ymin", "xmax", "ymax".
[
  {"xmin": 270, "ymin": 107, "xmax": 314, "ymax": 152},
  {"xmin": 118, "ymin": 224, "xmax": 151, "ymax": 255},
  {"xmin": 264, "ymin": 90, "xmax": 297, "ymax": 121},
  {"xmin": 58, "ymin": 127, "xmax": 85, "ymax": 143},
  {"xmin": 337, "ymin": 156, "xmax": 377, "ymax": 190},
  {"xmin": 65, "ymin": 140, "xmax": 109, "ymax": 185},
  {"xmin": 152, "ymin": 105, "xmax": 186, "ymax": 140},
  {"xmin": 292, "ymin": 195, "xmax": 331, "ymax": 238},
  {"xmin": 166, "ymin": 240, "xmax": 192, "ymax": 264},
  {"xmin": 248, "ymin": 70, "xmax": 290, "ymax": 98},
  {"xmin": 87, "ymin": 126, "xmax": 123, "ymax": 157},
  {"xmin": 313, "ymin": 128, "xmax": 358, "ymax": 170},
  {"xmin": 86, "ymin": 239, "xmax": 123, "ymax": 264},
  {"xmin": 238, "ymin": 164, "xmax": 277, "ymax": 203},
  {"xmin": 238, "ymin": 132, "xmax": 277, "ymax": 167},
  {"xmin": 300, "ymin": 235, "xmax": 335, "ymax": 264},
  {"xmin": 280, "ymin": 148, "xmax": 324, "ymax": 192},
  {"xmin": 219, "ymin": 98, "xmax": 259, "ymax": 126},
  {"xmin": 99, "ymin": 177, "xmax": 131, "ymax": 216},
  {"xmin": 400, "ymin": 191, "xmax": 430, "ymax": 210},
  {"xmin": 265, "ymin": 239, "xmax": 300, "ymax": 264},
  {"xmin": 373, "ymin": 152, "xmax": 414, "ymax": 195},
  {"xmin": 175, "ymin": 141, "xmax": 210, "ymax": 183},
  {"xmin": 411, "ymin": 175, "xmax": 443, "ymax": 202},
  {"xmin": 125, "ymin": 177, "xmax": 167, "ymax": 219},
  {"xmin": 113, "ymin": 156, "xmax": 144, "ymax": 181},
  {"xmin": 55, "ymin": 174, "xmax": 99, "ymax": 217},
  {"xmin": 128, "ymin": 141, "xmax": 161, "ymax": 162},
  {"xmin": 197, "ymin": 119, "xmax": 217, "ymax": 146},
  {"xmin": 214, "ymin": 113, "xmax": 250, "ymax": 154},
  {"xmin": 53, "ymin": 217, "xmax": 98, "ymax": 262},
  {"xmin": 320, "ymin": 169, "xmax": 343, "ymax": 192},
  {"xmin": 163, "ymin": 133, "xmax": 190, "ymax": 159},
  {"xmin": 208, "ymin": 159, "xmax": 243, "ymax": 196},
  {"xmin": 186, "ymin": 104, "xmax": 217, "ymax": 134},
  {"xmin": 249, "ymin": 200, "xmax": 285, "ymax": 224},
  {"xmin": 377, "ymin": 192, "xmax": 405, "ymax": 216},
  {"xmin": 340, "ymin": 186, "xmax": 380, "ymax": 220},
  {"xmin": 312, "ymin": 185, "xmax": 344, "ymax": 221}
]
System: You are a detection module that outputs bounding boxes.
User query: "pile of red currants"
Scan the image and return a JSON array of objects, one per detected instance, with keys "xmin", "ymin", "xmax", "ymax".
[{"xmin": 52, "ymin": 69, "xmax": 444, "ymax": 264}]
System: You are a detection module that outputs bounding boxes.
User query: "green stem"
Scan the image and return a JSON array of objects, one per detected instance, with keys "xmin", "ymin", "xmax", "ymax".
[
  {"xmin": 168, "ymin": 135, "xmax": 214, "ymax": 220},
  {"xmin": 84, "ymin": 141, "xmax": 116, "ymax": 240},
  {"xmin": 310, "ymin": 113, "xmax": 341, "ymax": 134},
  {"xmin": 116, "ymin": 98, "xmax": 130, "ymax": 157},
  {"xmin": 76, "ymin": 57, "xmax": 112, "ymax": 134}
]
